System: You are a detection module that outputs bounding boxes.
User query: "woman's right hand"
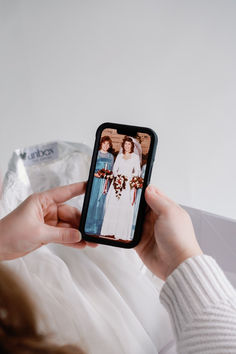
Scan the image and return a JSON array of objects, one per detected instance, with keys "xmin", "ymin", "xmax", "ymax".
[{"xmin": 135, "ymin": 185, "xmax": 203, "ymax": 281}]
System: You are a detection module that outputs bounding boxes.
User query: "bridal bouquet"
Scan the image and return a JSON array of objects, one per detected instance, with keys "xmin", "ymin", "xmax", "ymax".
[
  {"xmin": 113, "ymin": 174, "xmax": 128, "ymax": 199},
  {"xmin": 130, "ymin": 176, "xmax": 144, "ymax": 189},
  {"xmin": 96, "ymin": 168, "xmax": 114, "ymax": 180},
  {"xmin": 130, "ymin": 176, "xmax": 144, "ymax": 205}
]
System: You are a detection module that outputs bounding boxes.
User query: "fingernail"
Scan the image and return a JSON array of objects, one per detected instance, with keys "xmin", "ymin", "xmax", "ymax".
[
  {"xmin": 78, "ymin": 230, "xmax": 82, "ymax": 242},
  {"xmin": 73, "ymin": 230, "xmax": 82, "ymax": 242}
]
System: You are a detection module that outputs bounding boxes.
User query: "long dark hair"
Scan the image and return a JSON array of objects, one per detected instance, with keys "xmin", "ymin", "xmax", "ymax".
[{"xmin": 121, "ymin": 136, "xmax": 134, "ymax": 154}]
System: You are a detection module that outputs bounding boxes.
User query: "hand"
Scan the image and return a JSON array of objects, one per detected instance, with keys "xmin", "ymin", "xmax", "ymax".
[
  {"xmin": 0, "ymin": 182, "xmax": 98, "ymax": 261},
  {"xmin": 135, "ymin": 185, "xmax": 203, "ymax": 281}
]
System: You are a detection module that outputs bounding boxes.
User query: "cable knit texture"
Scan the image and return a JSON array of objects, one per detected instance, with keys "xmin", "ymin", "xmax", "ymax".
[{"xmin": 160, "ymin": 254, "xmax": 236, "ymax": 353}]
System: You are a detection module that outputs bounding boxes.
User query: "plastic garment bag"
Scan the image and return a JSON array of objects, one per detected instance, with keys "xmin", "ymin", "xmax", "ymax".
[{"xmin": 0, "ymin": 141, "xmax": 174, "ymax": 354}]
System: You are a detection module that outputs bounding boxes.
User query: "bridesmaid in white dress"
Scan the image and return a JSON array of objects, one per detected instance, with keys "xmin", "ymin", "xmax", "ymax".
[{"xmin": 100, "ymin": 136, "xmax": 141, "ymax": 240}]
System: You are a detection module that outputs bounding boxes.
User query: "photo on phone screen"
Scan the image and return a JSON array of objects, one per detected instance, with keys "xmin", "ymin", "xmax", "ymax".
[{"xmin": 84, "ymin": 127, "xmax": 152, "ymax": 243}]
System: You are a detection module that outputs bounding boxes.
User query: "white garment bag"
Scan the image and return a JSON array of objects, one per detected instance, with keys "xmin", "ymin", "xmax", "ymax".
[{"xmin": 0, "ymin": 141, "xmax": 173, "ymax": 354}]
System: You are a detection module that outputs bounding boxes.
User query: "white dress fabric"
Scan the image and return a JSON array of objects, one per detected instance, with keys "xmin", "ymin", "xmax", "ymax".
[
  {"xmin": 101, "ymin": 152, "xmax": 141, "ymax": 240},
  {"xmin": 0, "ymin": 141, "xmax": 174, "ymax": 354}
]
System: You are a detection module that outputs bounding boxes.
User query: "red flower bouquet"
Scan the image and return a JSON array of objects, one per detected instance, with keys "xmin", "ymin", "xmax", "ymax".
[
  {"xmin": 113, "ymin": 174, "xmax": 128, "ymax": 199},
  {"xmin": 130, "ymin": 176, "xmax": 144, "ymax": 205},
  {"xmin": 130, "ymin": 176, "xmax": 144, "ymax": 190},
  {"xmin": 96, "ymin": 168, "xmax": 114, "ymax": 180}
]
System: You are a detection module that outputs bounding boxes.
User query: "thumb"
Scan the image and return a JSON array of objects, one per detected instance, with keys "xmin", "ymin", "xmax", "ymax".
[
  {"xmin": 42, "ymin": 225, "xmax": 82, "ymax": 244},
  {"xmin": 145, "ymin": 185, "xmax": 170, "ymax": 215}
]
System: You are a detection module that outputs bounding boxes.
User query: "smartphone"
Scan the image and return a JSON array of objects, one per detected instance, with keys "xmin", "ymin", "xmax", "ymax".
[{"xmin": 79, "ymin": 122, "xmax": 158, "ymax": 248}]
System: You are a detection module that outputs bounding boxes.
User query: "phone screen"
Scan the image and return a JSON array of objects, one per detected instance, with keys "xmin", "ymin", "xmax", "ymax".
[{"xmin": 84, "ymin": 127, "xmax": 151, "ymax": 243}]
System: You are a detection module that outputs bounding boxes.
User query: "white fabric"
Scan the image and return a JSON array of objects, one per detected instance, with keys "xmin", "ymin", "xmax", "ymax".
[
  {"xmin": 134, "ymin": 138, "xmax": 143, "ymax": 164},
  {"xmin": 0, "ymin": 141, "xmax": 173, "ymax": 354},
  {"xmin": 160, "ymin": 254, "xmax": 236, "ymax": 354},
  {"xmin": 181, "ymin": 204, "xmax": 236, "ymax": 289},
  {"xmin": 100, "ymin": 152, "xmax": 141, "ymax": 240}
]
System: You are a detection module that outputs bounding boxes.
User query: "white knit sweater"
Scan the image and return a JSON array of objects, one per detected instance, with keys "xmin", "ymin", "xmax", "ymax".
[{"xmin": 160, "ymin": 254, "xmax": 236, "ymax": 354}]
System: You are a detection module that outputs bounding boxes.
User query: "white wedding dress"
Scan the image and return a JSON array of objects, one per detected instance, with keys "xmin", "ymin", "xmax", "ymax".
[
  {"xmin": 100, "ymin": 152, "xmax": 141, "ymax": 240},
  {"xmin": 0, "ymin": 141, "xmax": 174, "ymax": 354}
]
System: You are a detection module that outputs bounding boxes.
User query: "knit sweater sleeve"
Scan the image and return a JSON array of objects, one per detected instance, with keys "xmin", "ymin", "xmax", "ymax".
[{"xmin": 159, "ymin": 254, "xmax": 236, "ymax": 354}]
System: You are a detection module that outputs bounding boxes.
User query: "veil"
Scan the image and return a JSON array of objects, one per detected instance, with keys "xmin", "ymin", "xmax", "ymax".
[{"xmin": 118, "ymin": 136, "xmax": 142, "ymax": 163}]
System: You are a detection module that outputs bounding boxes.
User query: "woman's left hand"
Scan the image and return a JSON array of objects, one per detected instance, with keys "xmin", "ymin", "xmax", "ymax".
[{"xmin": 0, "ymin": 182, "xmax": 98, "ymax": 261}]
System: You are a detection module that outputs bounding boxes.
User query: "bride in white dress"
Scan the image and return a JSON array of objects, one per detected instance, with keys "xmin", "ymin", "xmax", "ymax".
[{"xmin": 100, "ymin": 136, "xmax": 141, "ymax": 240}]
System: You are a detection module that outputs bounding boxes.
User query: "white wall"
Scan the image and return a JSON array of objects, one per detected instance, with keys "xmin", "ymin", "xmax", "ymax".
[{"xmin": 1, "ymin": 0, "xmax": 236, "ymax": 219}]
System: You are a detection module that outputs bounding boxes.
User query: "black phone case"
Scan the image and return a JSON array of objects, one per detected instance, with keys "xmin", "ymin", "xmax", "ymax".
[{"xmin": 79, "ymin": 122, "xmax": 158, "ymax": 248}]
